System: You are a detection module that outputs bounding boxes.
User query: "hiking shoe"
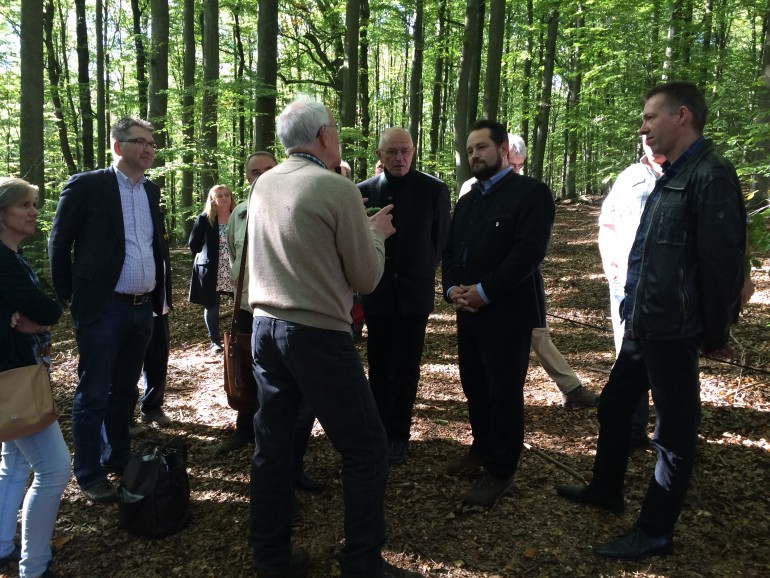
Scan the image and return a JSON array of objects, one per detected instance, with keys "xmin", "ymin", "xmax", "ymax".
[
  {"xmin": 561, "ymin": 385, "xmax": 599, "ymax": 408},
  {"xmin": 141, "ymin": 407, "xmax": 172, "ymax": 427},
  {"xmin": 255, "ymin": 547, "xmax": 310, "ymax": 577},
  {"xmin": 444, "ymin": 450, "xmax": 486, "ymax": 476},
  {"xmin": 462, "ymin": 472, "xmax": 514, "ymax": 507},
  {"xmin": 215, "ymin": 433, "xmax": 250, "ymax": 456},
  {"xmin": 80, "ymin": 480, "xmax": 118, "ymax": 504},
  {"xmin": 210, "ymin": 341, "xmax": 224, "ymax": 353}
]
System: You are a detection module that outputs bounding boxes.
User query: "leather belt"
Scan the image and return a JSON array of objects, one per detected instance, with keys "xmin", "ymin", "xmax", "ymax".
[{"xmin": 113, "ymin": 291, "xmax": 151, "ymax": 305}]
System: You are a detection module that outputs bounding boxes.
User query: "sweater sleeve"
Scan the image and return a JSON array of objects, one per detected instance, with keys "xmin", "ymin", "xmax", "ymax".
[{"xmin": 335, "ymin": 185, "xmax": 387, "ymax": 294}]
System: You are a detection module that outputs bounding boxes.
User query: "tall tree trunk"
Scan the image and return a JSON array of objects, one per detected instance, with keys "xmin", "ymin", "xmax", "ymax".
[
  {"xmin": 56, "ymin": 1, "xmax": 81, "ymax": 167},
  {"xmin": 429, "ymin": 0, "xmax": 447, "ymax": 167},
  {"xmin": 74, "ymin": 0, "xmax": 94, "ymax": 170},
  {"xmin": 531, "ymin": 7, "xmax": 559, "ymax": 181},
  {"xmin": 20, "ymin": 0, "xmax": 45, "ymax": 201},
  {"xmin": 358, "ymin": 0, "xmax": 371, "ymax": 181},
  {"xmin": 483, "ymin": 0, "xmax": 506, "ymax": 122},
  {"xmin": 132, "ymin": 0, "xmax": 148, "ymax": 119},
  {"xmin": 454, "ymin": 0, "xmax": 482, "ymax": 193},
  {"xmin": 149, "ymin": 0, "xmax": 169, "ymax": 193},
  {"xmin": 96, "ymin": 0, "xmax": 106, "ymax": 167},
  {"xmin": 562, "ymin": 7, "xmax": 583, "ymax": 199},
  {"xmin": 180, "ymin": 0, "xmax": 195, "ymax": 238},
  {"xmin": 521, "ymin": 0, "xmax": 534, "ymax": 150},
  {"xmin": 43, "ymin": 0, "xmax": 76, "ymax": 175},
  {"xmin": 342, "ymin": 0, "xmax": 360, "ymax": 161},
  {"xmin": 254, "ymin": 0, "xmax": 278, "ymax": 152},
  {"xmin": 233, "ymin": 9, "xmax": 246, "ymax": 187},
  {"xmin": 201, "ymin": 0, "xmax": 219, "ymax": 199},
  {"xmin": 408, "ymin": 0, "xmax": 424, "ymax": 157},
  {"xmin": 467, "ymin": 0, "xmax": 485, "ymax": 128},
  {"xmin": 751, "ymin": 0, "xmax": 770, "ymax": 206}
]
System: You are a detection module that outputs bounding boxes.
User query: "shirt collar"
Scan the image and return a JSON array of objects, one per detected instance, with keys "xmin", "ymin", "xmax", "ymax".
[
  {"xmin": 660, "ymin": 136, "xmax": 704, "ymax": 177},
  {"xmin": 291, "ymin": 152, "xmax": 327, "ymax": 169},
  {"xmin": 479, "ymin": 166, "xmax": 513, "ymax": 194},
  {"xmin": 114, "ymin": 165, "xmax": 147, "ymax": 187}
]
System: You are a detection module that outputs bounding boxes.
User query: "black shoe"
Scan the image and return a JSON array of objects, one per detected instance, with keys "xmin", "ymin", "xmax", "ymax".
[
  {"xmin": 387, "ymin": 439, "xmax": 409, "ymax": 466},
  {"xmin": 595, "ymin": 526, "xmax": 673, "ymax": 560},
  {"xmin": 383, "ymin": 560, "xmax": 423, "ymax": 577},
  {"xmin": 0, "ymin": 543, "xmax": 21, "ymax": 568},
  {"xmin": 294, "ymin": 471, "xmax": 326, "ymax": 493},
  {"xmin": 556, "ymin": 484, "xmax": 624, "ymax": 513},
  {"xmin": 80, "ymin": 480, "xmax": 119, "ymax": 504},
  {"xmin": 255, "ymin": 547, "xmax": 310, "ymax": 577}
]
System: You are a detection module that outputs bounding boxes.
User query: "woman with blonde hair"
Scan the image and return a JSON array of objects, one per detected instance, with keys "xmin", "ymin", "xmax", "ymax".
[
  {"xmin": 188, "ymin": 184, "xmax": 236, "ymax": 352},
  {"xmin": 0, "ymin": 177, "xmax": 70, "ymax": 578}
]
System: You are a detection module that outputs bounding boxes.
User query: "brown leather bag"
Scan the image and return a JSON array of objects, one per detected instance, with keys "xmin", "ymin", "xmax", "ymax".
[
  {"xmin": 222, "ymin": 214, "xmax": 258, "ymax": 413},
  {"xmin": 0, "ymin": 362, "xmax": 57, "ymax": 442}
]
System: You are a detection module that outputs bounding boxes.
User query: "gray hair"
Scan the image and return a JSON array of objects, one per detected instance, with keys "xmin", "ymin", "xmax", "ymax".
[
  {"xmin": 0, "ymin": 177, "xmax": 38, "ymax": 213},
  {"xmin": 508, "ymin": 134, "xmax": 527, "ymax": 159},
  {"xmin": 277, "ymin": 96, "xmax": 330, "ymax": 153},
  {"xmin": 110, "ymin": 116, "xmax": 154, "ymax": 142}
]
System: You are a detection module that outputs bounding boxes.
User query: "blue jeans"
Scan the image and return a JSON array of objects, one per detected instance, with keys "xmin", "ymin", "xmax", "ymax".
[
  {"xmin": 204, "ymin": 294, "xmax": 221, "ymax": 342},
  {"xmin": 72, "ymin": 298, "xmax": 153, "ymax": 487},
  {"xmin": 0, "ymin": 421, "xmax": 71, "ymax": 578},
  {"xmin": 593, "ymin": 335, "xmax": 701, "ymax": 536},
  {"xmin": 249, "ymin": 317, "xmax": 388, "ymax": 577}
]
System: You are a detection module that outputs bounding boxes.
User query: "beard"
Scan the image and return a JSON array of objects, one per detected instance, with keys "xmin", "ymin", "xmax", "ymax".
[{"xmin": 471, "ymin": 152, "xmax": 503, "ymax": 181}]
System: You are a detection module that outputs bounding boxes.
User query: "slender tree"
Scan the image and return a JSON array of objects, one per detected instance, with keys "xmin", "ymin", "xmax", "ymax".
[
  {"xmin": 148, "ymin": 0, "xmax": 169, "ymax": 192},
  {"xmin": 454, "ymin": 0, "xmax": 482, "ymax": 192},
  {"xmin": 254, "ymin": 0, "xmax": 278, "ymax": 152},
  {"xmin": 20, "ymin": 0, "xmax": 45, "ymax": 199},
  {"xmin": 74, "ymin": 0, "xmax": 94, "ymax": 169},
  {"xmin": 132, "ymin": 0, "xmax": 148, "ymax": 118},
  {"xmin": 180, "ymin": 0, "xmax": 196, "ymax": 237},
  {"xmin": 408, "ymin": 0, "xmax": 424, "ymax": 155},
  {"xmin": 483, "ymin": 0, "xmax": 506, "ymax": 122},
  {"xmin": 530, "ymin": 6, "xmax": 559, "ymax": 181},
  {"xmin": 342, "ymin": 0, "xmax": 360, "ymax": 161},
  {"xmin": 200, "ymin": 0, "xmax": 219, "ymax": 198}
]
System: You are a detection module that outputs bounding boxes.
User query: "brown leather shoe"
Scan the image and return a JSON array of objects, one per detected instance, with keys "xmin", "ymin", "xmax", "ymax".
[{"xmin": 462, "ymin": 472, "xmax": 514, "ymax": 507}]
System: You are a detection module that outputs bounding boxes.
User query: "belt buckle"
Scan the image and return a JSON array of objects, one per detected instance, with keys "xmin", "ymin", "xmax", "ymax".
[{"xmin": 133, "ymin": 293, "xmax": 146, "ymax": 305}]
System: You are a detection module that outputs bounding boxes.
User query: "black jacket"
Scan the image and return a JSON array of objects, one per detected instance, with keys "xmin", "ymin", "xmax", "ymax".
[
  {"xmin": 358, "ymin": 169, "xmax": 451, "ymax": 316},
  {"xmin": 442, "ymin": 170, "xmax": 555, "ymax": 332},
  {"xmin": 626, "ymin": 139, "xmax": 745, "ymax": 351},
  {"xmin": 188, "ymin": 212, "xmax": 221, "ymax": 307},
  {"xmin": 0, "ymin": 243, "xmax": 62, "ymax": 371},
  {"xmin": 48, "ymin": 166, "xmax": 166, "ymax": 323}
]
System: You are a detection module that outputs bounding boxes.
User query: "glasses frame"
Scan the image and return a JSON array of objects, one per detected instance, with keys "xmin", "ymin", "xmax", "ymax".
[{"xmin": 119, "ymin": 138, "xmax": 158, "ymax": 150}]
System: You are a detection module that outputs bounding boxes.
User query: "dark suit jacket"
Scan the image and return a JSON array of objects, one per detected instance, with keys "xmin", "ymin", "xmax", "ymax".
[
  {"xmin": 187, "ymin": 212, "xmax": 221, "ymax": 307},
  {"xmin": 441, "ymin": 170, "xmax": 555, "ymax": 332},
  {"xmin": 358, "ymin": 169, "xmax": 451, "ymax": 316},
  {"xmin": 48, "ymin": 166, "xmax": 166, "ymax": 324}
]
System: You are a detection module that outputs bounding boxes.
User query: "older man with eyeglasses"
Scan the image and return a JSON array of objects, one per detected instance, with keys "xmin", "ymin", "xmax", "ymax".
[{"xmin": 357, "ymin": 128, "xmax": 451, "ymax": 466}]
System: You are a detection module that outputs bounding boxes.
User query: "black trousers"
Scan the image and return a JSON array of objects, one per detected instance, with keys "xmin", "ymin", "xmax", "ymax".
[
  {"xmin": 365, "ymin": 312, "xmax": 429, "ymax": 442},
  {"xmin": 457, "ymin": 320, "xmax": 532, "ymax": 479},
  {"xmin": 139, "ymin": 313, "xmax": 169, "ymax": 413},
  {"xmin": 593, "ymin": 335, "xmax": 701, "ymax": 536}
]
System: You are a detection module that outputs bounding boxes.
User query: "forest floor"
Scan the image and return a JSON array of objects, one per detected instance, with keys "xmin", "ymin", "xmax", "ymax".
[{"xmin": 6, "ymin": 203, "xmax": 769, "ymax": 578}]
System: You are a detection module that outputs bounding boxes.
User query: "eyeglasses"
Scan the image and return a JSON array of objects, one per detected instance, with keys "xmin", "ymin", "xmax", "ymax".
[
  {"xmin": 381, "ymin": 147, "xmax": 414, "ymax": 159},
  {"xmin": 120, "ymin": 138, "xmax": 158, "ymax": 150},
  {"xmin": 316, "ymin": 123, "xmax": 338, "ymax": 138}
]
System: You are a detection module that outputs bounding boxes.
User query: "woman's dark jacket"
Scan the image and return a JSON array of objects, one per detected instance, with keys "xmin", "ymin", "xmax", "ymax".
[
  {"xmin": 188, "ymin": 212, "xmax": 220, "ymax": 307},
  {"xmin": 0, "ymin": 242, "xmax": 62, "ymax": 372}
]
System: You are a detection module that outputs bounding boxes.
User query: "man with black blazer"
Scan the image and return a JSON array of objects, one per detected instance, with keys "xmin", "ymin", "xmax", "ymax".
[
  {"xmin": 357, "ymin": 127, "xmax": 451, "ymax": 466},
  {"xmin": 49, "ymin": 117, "xmax": 166, "ymax": 503},
  {"xmin": 442, "ymin": 119, "xmax": 555, "ymax": 508}
]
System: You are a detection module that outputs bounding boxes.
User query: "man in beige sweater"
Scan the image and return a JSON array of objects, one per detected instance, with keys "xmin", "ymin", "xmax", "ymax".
[{"xmin": 246, "ymin": 96, "xmax": 420, "ymax": 578}]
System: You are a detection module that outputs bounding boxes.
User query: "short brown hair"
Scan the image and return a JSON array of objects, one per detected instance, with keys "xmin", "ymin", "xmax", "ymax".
[{"xmin": 644, "ymin": 82, "xmax": 707, "ymax": 133}]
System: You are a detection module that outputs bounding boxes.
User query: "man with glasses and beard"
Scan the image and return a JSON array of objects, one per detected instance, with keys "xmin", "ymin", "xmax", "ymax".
[{"xmin": 442, "ymin": 119, "xmax": 555, "ymax": 508}]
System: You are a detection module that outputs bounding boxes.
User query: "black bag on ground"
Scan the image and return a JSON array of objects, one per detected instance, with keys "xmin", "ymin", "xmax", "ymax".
[{"xmin": 117, "ymin": 438, "xmax": 190, "ymax": 537}]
